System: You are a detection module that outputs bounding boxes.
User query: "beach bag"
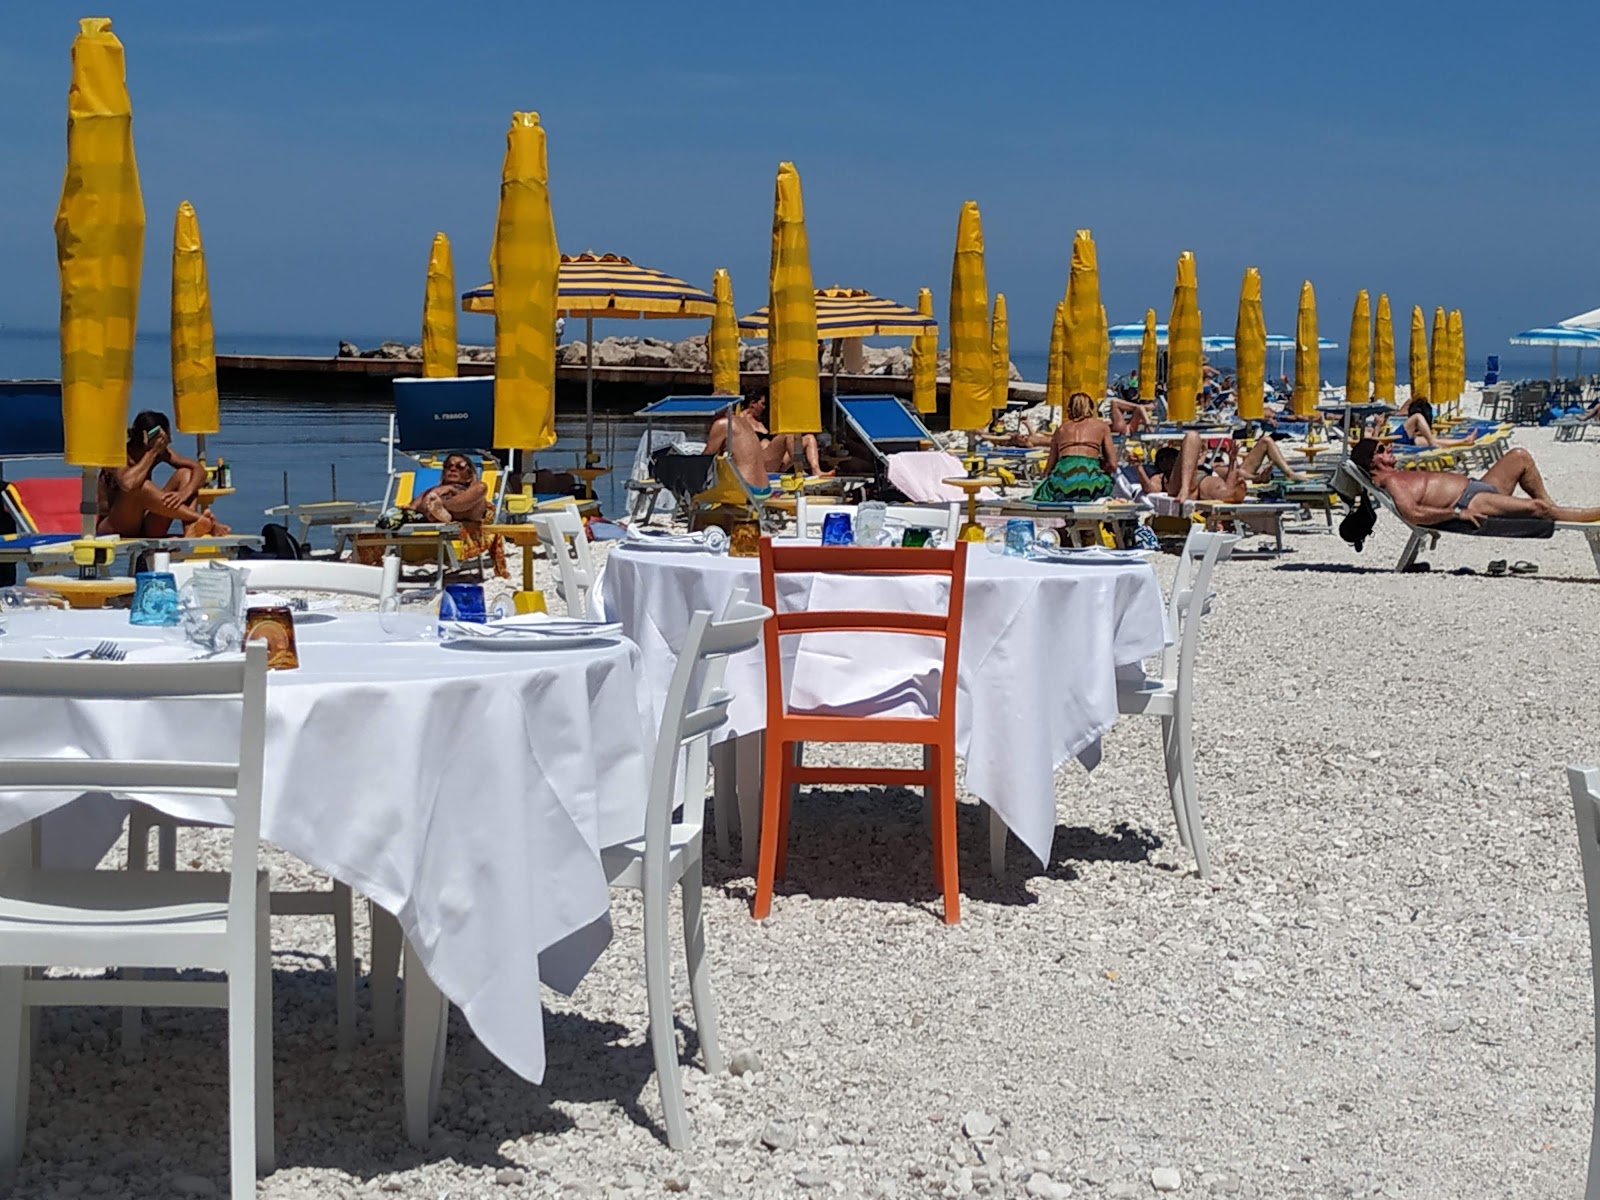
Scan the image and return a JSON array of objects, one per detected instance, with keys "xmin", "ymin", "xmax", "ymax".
[
  {"xmin": 258, "ymin": 522, "xmax": 306, "ymax": 560},
  {"xmin": 1338, "ymin": 493, "xmax": 1376, "ymax": 553}
]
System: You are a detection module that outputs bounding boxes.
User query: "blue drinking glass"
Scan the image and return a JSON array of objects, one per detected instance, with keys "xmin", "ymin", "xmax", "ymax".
[
  {"xmin": 442, "ymin": 582, "xmax": 488, "ymax": 624},
  {"xmin": 820, "ymin": 511, "xmax": 854, "ymax": 546},
  {"xmin": 129, "ymin": 571, "xmax": 181, "ymax": 626},
  {"xmin": 1005, "ymin": 519, "xmax": 1035, "ymax": 557}
]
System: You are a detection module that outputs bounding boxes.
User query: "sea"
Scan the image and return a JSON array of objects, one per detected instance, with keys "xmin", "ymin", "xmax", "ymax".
[{"xmin": 1, "ymin": 330, "xmax": 1564, "ymax": 550}]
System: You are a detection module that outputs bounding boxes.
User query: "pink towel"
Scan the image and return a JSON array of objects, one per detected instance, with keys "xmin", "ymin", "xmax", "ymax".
[{"xmin": 886, "ymin": 451, "xmax": 1002, "ymax": 503}]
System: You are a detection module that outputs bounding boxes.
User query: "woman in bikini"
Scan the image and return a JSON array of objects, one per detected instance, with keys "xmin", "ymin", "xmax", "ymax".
[{"xmin": 1032, "ymin": 392, "xmax": 1117, "ymax": 502}]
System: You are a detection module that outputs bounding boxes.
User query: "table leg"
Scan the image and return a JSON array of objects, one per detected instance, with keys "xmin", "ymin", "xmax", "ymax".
[
  {"xmin": 402, "ymin": 938, "xmax": 448, "ymax": 1147},
  {"xmin": 735, "ymin": 732, "xmax": 762, "ymax": 877},
  {"xmin": 711, "ymin": 739, "xmax": 737, "ymax": 861}
]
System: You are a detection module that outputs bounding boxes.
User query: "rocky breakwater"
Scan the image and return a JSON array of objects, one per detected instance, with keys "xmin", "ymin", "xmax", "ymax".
[{"xmin": 338, "ymin": 336, "xmax": 1021, "ymax": 381}]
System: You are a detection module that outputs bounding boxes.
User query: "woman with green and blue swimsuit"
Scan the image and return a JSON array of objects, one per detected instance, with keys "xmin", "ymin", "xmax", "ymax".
[{"xmin": 1033, "ymin": 391, "xmax": 1117, "ymax": 502}]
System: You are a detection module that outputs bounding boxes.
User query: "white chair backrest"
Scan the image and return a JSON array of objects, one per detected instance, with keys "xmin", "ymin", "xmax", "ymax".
[
  {"xmin": 885, "ymin": 503, "xmax": 962, "ymax": 544},
  {"xmin": 170, "ymin": 558, "xmax": 400, "ymax": 605},
  {"xmin": 531, "ymin": 507, "xmax": 595, "ymax": 618},
  {"xmin": 0, "ymin": 643, "xmax": 269, "ymax": 926},
  {"xmin": 794, "ymin": 497, "xmax": 858, "ymax": 540},
  {"xmin": 639, "ymin": 592, "xmax": 770, "ymax": 884},
  {"xmin": 1569, "ymin": 764, "xmax": 1600, "ymax": 1200},
  {"xmin": 1161, "ymin": 527, "xmax": 1238, "ymax": 683}
]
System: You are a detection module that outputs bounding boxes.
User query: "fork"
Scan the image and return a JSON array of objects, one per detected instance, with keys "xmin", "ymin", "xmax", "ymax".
[{"xmin": 69, "ymin": 640, "xmax": 125, "ymax": 661}]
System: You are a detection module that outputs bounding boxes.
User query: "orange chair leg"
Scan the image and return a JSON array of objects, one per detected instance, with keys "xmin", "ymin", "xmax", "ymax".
[
  {"xmin": 775, "ymin": 782, "xmax": 793, "ymax": 879},
  {"xmin": 933, "ymin": 742, "xmax": 960, "ymax": 924},
  {"xmin": 928, "ymin": 751, "xmax": 946, "ymax": 891},
  {"xmin": 753, "ymin": 739, "xmax": 788, "ymax": 920}
]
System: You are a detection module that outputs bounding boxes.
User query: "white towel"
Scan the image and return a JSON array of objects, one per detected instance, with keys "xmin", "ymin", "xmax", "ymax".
[{"xmin": 886, "ymin": 451, "xmax": 1002, "ymax": 503}]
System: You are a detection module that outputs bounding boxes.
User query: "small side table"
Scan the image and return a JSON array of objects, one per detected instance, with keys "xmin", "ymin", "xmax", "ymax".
[
  {"xmin": 24, "ymin": 575, "xmax": 136, "ymax": 610},
  {"xmin": 481, "ymin": 523, "xmax": 548, "ymax": 610},
  {"xmin": 196, "ymin": 486, "xmax": 234, "ymax": 512},
  {"xmin": 942, "ymin": 476, "xmax": 1003, "ymax": 541}
]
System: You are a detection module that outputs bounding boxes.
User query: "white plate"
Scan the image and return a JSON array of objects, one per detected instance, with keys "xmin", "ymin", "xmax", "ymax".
[
  {"xmin": 619, "ymin": 539, "xmax": 713, "ymax": 554},
  {"xmin": 1032, "ymin": 549, "xmax": 1152, "ymax": 566},
  {"xmin": 442, "ymin": 631, "xmax": 619, "ymax": 652}
]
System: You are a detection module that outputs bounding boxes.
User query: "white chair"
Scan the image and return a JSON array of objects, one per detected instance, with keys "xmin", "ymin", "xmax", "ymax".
[
  {"xmin": 400, "ymin": 592, "xmax": 771, "ymax": 1151},
  {"xmin": 1108, "ymin": 527, "xmax": 1237, "ymax": 877},
  {"xmin": 1568, "ymin": 764, "xmax": 1600, "ymax": 1200},
  {"xmin": 531, "ymin": 507, "xmax": 595, "ymax": 619},
  {"xmin": 793, "ymin": 497, "xmax": 857, "ymax": 539},
  {"xmin": 0, "ymin": 644, "xmax": 274, "ymax": 1199},
  {"xmin": 126, "ymin": 556, "xmax": 399, "ymax": 1052}
]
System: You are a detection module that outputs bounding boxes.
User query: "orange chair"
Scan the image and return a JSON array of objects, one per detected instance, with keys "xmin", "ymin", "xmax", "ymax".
[{"xmin": 754, "ymin": 537, "xmax": 970, "ymax": 924}]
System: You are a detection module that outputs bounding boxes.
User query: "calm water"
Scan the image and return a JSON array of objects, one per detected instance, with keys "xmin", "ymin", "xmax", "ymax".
[{"xmin": 2, "ymin": 329, "xmax": 1565, "ymax": 548}]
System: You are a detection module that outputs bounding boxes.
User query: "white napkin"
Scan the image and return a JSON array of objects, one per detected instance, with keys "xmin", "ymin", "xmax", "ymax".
[
  {"xmin": 247, "ymin": 592, "xmax": 339, "ymax": 612},
  {"xmin": 1032, "ymin": 546, "xmax": 1151, "ymax": 564},
  {"xmin": 624, "ymin": 528, "xmax": 706, "ymax": 546},
  {"xmin": 488, "ymin": 614, "xmax": 624, "ymax": 636}
]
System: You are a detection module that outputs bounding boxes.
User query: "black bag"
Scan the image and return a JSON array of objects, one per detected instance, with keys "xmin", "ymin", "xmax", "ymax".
[
  {"xmin": 253, "ymin": 522, "xmax": 306, "ymax": 560},
  {"xmin": 1338, "ymin": 493, "xmax": 1377, "ymax": 552}
]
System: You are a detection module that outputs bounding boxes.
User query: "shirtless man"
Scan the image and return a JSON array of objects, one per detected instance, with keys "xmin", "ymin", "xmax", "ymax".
[
  {"xmin": 703, "ymin": 398, "xmax": 773, "ymax": 496},
  {"xmin": 413, "ymin": 452, "xmax": 491, "ymax": 523},
  {"xmin": 1350, "ymin": 439, "xmax": 1600, "ymax": 526},
  {"xmin": 745, "ymin": 394, "xmax": 829, "ymax": 477},
  {"xmin": 97, "ymin": 410, "xmax": 230, "ymax": 538},
  {"xmin": 1138, "ymin": 430, "xmax": 1309, "ymax": 502}
]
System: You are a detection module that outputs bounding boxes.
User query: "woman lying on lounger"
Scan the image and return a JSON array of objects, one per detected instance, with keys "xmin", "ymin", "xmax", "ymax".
[
  {"xmin": 1136, "ymin": 430, "xmax": 1310, "ymax": 503},
  {"xmin": 1395, "ymin": 398, "xmax": 1477, "ymax": 450}
]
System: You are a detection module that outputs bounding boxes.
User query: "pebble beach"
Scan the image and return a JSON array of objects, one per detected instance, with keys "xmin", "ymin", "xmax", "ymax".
[{"xmin": 9, "ymin": 422, "xmax": 1600, "ymax": 1200}]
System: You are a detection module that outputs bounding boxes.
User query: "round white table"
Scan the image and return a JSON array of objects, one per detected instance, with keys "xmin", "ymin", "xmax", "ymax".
[
  {"xmin": 0, "ymin": 610, "xmax": 655, "ymax": 1086},
  {"xmin": 599, "ymin": 543, "xmax": 1168, "ymax": 866}
]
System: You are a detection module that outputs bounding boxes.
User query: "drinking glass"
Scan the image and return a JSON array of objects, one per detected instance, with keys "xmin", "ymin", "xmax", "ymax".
[
  {"xmin": 378, "ymin": 585, "xmax": 442, "ymax": 640},
  {"xmin": 179, "ymin": 563, "xmax": 245, "ymax": 653},
  {"xmin": 984, "ymin": 525, "xmax": 1007, "ymax": 554},
  {"xmin": 854, "ymin": 502, "xmax": 888, "ymax": 547},
  {"xmin": 900, "ymin": 527, "xmax": 931, "ymax": 548},
  {"xmin": 820, "ymin": 511, "xmax": 854, "ymax": 546},
  {"xmin": 1004, "ymin": 519, "xmax": 1035, "ymax": 557},
  {"xmin": 1031, "ymin": 526, "xmax": 1062, "ymax": 554},
  {"xmin": 244, "ymin": 606, "xmax": 300, "ymax": 670},
  {"xmin": 443, "ymin": 582, "xmax": 487, "ymax": 624},
  {"xmin": 129, "ymin": 571, "xmax": 181, "ymax": 626}
]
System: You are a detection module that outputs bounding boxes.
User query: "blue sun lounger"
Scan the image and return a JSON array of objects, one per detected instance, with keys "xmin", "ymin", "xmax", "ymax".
[{"xmin": 833, "ymin": 394, "xmax": 938, "ymax": 464}]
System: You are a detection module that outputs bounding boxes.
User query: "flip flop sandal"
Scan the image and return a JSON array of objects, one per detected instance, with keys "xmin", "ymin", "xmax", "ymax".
[
  {"xmin": 1486, "ymin": 559, "xmax": 1507, "ymax": 576},
  {"xmin": 1510, "ymin": 560, "xmax": 1539, "ymax": 575}
]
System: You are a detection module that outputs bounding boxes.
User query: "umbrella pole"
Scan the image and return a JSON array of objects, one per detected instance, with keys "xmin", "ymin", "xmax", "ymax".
[
  {"xmin": 585, "ymin": 316, "xmax": 595, "ymax": 464},
  {"xmin": 196, "ymin": 433, "xmax": 207, "ymax": 467},
  {"xmin": 831, "ymin": 337, "xmax": 842, "ymax": 444},
  {"xmin": 80, "ymin": 469, "xmax": 95, "ymax": 541},
  {"xmin": 1553, "ymin": 346, "xmax": 1559, "ymax": 384}
]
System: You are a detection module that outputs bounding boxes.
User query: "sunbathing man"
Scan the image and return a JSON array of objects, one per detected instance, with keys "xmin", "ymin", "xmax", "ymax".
[
  {"xmin": 703, "ymin": 397, "xmax": 775, "ymax": 498},
  {"xmin": 1137, "ymin": 430, "xmax": 1309, "ymax": 502},
  {"xmin": 1350, "ymin": 439, "xmax": 1600, "ymax": 526},
  {"xmin": 414, "ymin": 452, "xmax": 491, "ymax": 523},
  {"xmin": 97, "ymin": 410, "xmax": 231, "ymax": 538}
]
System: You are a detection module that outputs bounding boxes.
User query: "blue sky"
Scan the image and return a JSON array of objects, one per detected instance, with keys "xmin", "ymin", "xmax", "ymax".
[{"xmin": 2, "ymin": 1, "xmax": 1597, "ymax": 354}]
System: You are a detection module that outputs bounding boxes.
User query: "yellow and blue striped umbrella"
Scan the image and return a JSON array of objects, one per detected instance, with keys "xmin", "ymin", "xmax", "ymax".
[
  {"xmin": 737, "ymin": 286, "xmax": 938, "ymax": 339},
  {"xmin": 768, "ymin": 162, "xmax": 820, "ymax": 436},
  {"xmin": 1064, "ymin": 230, "xmax": 1101, "ymax": 402},
  {"xmin": 491, "ymin": 112, "xmax": 558, "ymax": 454},
  {"xmin": 463, "ymin": 251, "xmax": 715, "ymax": 318},
  {"xmin": 1293, "ymin": 281, "xmax": 1319, "ymax": 417},
  {"xmin": 1167, "ymin": 252, "xmax": 1201, "ymax": 423},
  {"xmin": 56, "ymin": 14, "xmax": 144, "ymax": 529},
  {"xmin": 1345, "ymin": 289, "xmax": 1370, "ymax": 408},
  {"xmin": 948, "ymin": 200, "xmax": 992, "ymax": 432},
  {"xmin": 991, "ymin": 293, "xmax": 1010, "ymax": 413},
  {"xmin": 1045, "ymin": 300, "xmax": 1068, "ymax": 417},
  {"xmin": 423, "ymin": 231, "xmax": 456, "ymax": 379},
  {"xmin": 709, "ymin": 268, "xmax": 740, "ymax": 396},
  {"xmin": 1234, "ymin": 269, "xmax": 1265, "ymax": 420},
  {"xmin": 170, "ymin": 201, "xmax": 218, "ymax": 447},
  {"xmin": 1373, "ymin": 293, "xmax": 1395, "ymax": 404},
  {"xmin": 1409, "ymin": 305, "xmax": 1429, "ymax": 402},
  {"xmin": 1139, "ymin": 308, "xmax": 1158, "ymax": 403},
  {"xmin": 912, "ymin": 287, "xmax": 938, "ymax": 414}
]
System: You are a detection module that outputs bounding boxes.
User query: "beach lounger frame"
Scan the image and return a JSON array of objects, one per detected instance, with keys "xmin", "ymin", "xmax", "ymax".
[{"xmin": 833, "ymin": 394, "xmax": 939, "ymax": 466}]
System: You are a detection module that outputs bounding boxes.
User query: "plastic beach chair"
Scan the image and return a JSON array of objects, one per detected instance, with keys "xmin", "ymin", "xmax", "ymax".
[
  {"xmin": 0, "ymin": 645, "xmax": 274, "ymax": 1200},
  {"xmin": 754, "ymin": 538, "xmax": 970, "ymax": 924},
  {"xmin": 1567, "ymin": 764, "xmax": 1600, "ymax": 1200}
]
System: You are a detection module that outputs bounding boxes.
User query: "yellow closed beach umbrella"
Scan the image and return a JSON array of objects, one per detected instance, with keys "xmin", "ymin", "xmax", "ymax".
[
  {"xmin": 1409, "ymin": 305, "xmax": 1429, "ymax": 403},
  {"xmin": 991, "ymin": 293, "xmax": 1010, "ymax": 413},
  {"xmin": 948, "ymin": 199, "xmax": 992, "ymax": 432},
  {"xmin": 1044, "ymin": 300, "xmax": 1068, "ymax": 418},
  {"xmin": 709, "ymin": 267, "xmax": 741, "ymax": 395},
  {"xmin": 1448, "ymin": 308, "xmax": 1465, "ymax": 411},
  {"xmin": 1139, "ymin": 308, "xmax": 1158, "ymax": 402},
  {"xmin": 491, "ymin": 112, "xmax": 558, "ymax": 454},
  {"xmin": 1234, "ymin": 268, "xmax": 1266, "ymax": 420},
  {"xmin": 1293, "ymin": 281, "xmax": 1319, "ymax": 417},
  {"xmin": 170, "ymin": 200, "xmax": 217, "ymax": 457},
  {"xmin": 767, "ymin": 162, "xmax": 821, "ymax": 436},
  {"xmin": 1373, "ymin": 293, "xmax": 1396, "ymax": 404},
  {"xmin": 1064, "ymin": 230, "xmax": 1101, "ymax": 401},
  {"xmin": 1429, "ymin": 305, "xmax": 1448, "ymax": 413},
  {"xmin": 56, "ymin": 17, "xmax": 145, "ymax": 536},
  {"xmin": 1345, "ymin": 289, "xmax": 1371, "ymax": 408},
  {"xmin": 422, "ymin": 231, "xmax": 457, "ymax": 379},
  {"xmin": 911, "ymin": 287, "xmax": 938, "ymax": 414},
  {"xmin": 1166, "ymin": 252, "xmax": 1201, "ymax": 423}
]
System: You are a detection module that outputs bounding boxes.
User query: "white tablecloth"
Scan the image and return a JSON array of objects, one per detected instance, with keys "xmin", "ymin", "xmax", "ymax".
[
  {"xmin": 0, "ymin": 610, "xmax": 655, "ymax": 1083},
  {"xmin": 598, "ymin": 544, "xmax": 1168, "ymax": 865}
]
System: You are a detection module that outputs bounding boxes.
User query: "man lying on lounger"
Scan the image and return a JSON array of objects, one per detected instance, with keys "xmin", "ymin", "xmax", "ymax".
[
  {"xmin": 1350, "ymin": 438, "xmax": 1600, "ymax": 525},
  {"xmin": 97, "ymin": 410, "xmax": 231, "ymax": 538}
]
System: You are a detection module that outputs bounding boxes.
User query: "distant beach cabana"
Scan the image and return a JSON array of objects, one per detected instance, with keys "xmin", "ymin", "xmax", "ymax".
[
  {"xmin": 463, "ymin": 251, "xmax": 716, "ymax": 469},
  {"xmin": 1509, "ymin": 325, "xmax": 1600, "ymax": 380}
]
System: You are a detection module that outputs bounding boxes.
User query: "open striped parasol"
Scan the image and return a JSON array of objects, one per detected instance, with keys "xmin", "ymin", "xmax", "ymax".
[{"xmin": 737, "ymin": 286, "xmax": 937, "ymax": 339}]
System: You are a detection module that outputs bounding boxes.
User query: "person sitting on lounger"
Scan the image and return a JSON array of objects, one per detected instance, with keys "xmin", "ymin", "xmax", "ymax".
[
  {"xmin": 703, "ymin": 397, "xmax": 775, "ymax": 498},
  {"xmin": 1109, "ymin": 398, "xmax": 1154, "ymax": 437},
  {"xmin": 414, "ymin": 452, "xmax": 491, "ymax": 524},
  {"xmin": 1395, "ymin": 398, "xmax": 1477, "ymax": 449},
  {"xmin": 1033, "ymin": 391, "xmax": 1117, "ymax": 502},
  {"xmin": 746, "ymin": 393, "xmax": 831, "ymax": 478},
  {"xmin": 1350, "ymin": 438, "xmax": 1600, "ymax": 526},
  {"xmin": 1137, "ymin": 430, "xmax": 1310, "ymax": 503},
  {"xmin": 97, "ymin": 410, "xmax": 230, "ymax": 538}
]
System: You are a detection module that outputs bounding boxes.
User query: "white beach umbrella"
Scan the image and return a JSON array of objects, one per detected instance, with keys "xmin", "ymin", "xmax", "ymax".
[
  {"xmin": 1558, "ymin": 306, "xmax": 1600, "ymax": 330},
  {"xmin": 1510, "ymin": 325, "xmax": 1600, "ymax": 380}
]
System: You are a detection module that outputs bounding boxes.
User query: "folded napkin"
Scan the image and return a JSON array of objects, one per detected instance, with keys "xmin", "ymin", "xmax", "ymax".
[
  {"xmin": 488, "ymin": 614, "xmax": 624, "ymax": 636},
  {"xmin": 1032, "ymin": 546, "xmax": 1151, "ymax": 564},
  {"xmin": 43, "ymin": 641, "xmax": 214, "ymax": 663},
  {"xmin": 623, "ymin": 528, "xmax": 706, "ymax": 546},
  {"xmin": 246, "ymin": 592, "xmax": 339, "ymax": 612},
  {"xmin": 441, "ymin": 616, "xmax": 623, "ymax": 641}
]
